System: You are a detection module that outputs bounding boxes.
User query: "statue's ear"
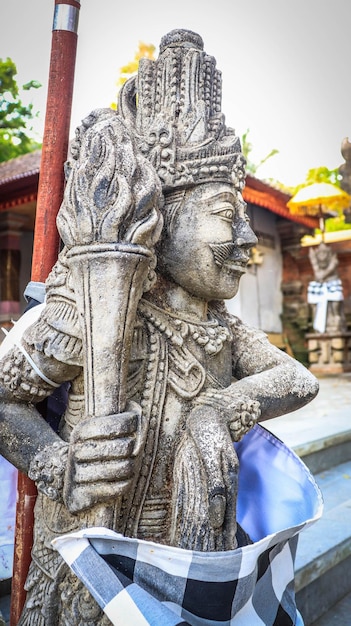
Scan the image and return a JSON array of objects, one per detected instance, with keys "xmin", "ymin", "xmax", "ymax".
[{"xmin": 118, "ymin": 76, "xmax": 137, "ymax": 125}]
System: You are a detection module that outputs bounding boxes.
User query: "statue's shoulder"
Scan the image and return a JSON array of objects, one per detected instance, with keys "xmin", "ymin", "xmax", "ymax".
[
  {"xmin": 209, "ymin": 300, "xmax": 266, "ymax": 343},
  {"xmin": 20, "ymin": 250, "xmax": 83, "ymax": 367},
  {"xmin": 210, "ymin": 301, "xmax": 281, "ymax": 377}
]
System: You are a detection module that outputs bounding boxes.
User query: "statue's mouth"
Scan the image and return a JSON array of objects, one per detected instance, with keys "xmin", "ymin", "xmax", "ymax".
[{"xmin": 223, "ymin": 258, "xmax": 249, "ymax": 273}]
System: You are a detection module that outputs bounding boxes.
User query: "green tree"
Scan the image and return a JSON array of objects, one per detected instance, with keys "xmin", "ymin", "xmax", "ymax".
[
  {"xmin": 241, "ymin": 128, "xmax": 279, "ymax": 176},
  {"xmin": 296, "ymin": 166, "xmax": 341, "ymax": 190},
  {"xmin": 0, "ymin": 57, "xmax": 41, "ymax": 162}
]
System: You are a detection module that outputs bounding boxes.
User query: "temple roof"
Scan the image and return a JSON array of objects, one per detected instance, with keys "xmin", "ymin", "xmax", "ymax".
[
  {"xmin": 244, "ymin": 175, "xmax": 317, "ymax": 229},
  {"xmin": 0, "ymin": 150, "xmax": 41, "ymax": 211}
]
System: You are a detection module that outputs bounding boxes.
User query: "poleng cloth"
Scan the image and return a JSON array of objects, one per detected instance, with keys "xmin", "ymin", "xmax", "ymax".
[
  {"xmin": 307, "ymin": 279, "xmax": 343, "ymax": 333},
  {"xmin": 53, "ymin": 425, "xmax": 323, "ymax": 626}
]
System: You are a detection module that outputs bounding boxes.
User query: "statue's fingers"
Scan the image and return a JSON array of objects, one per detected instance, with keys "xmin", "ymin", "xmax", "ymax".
[
  {"xmin": 74, "ymin": 458, "xmax": 134, "ymax": 483},
  {"xmin": 73, "ymin": 438, "xmax": 135, "ymax": 462},
  {"xmin": 72, "ymin": 412, "xmax": 138, "ymax": 442},
  {"xmin": 65, "ymin": 480, "xmax": 132, "ymax": 514}
]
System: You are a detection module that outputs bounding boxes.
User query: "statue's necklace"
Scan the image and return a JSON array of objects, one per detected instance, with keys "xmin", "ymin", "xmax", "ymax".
[{"xmin": 139, "ymin": 300, "xmax": 232, "ymax": 356}]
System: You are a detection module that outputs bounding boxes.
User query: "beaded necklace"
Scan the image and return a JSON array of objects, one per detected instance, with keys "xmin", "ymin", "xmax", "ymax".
[{"xmin": 139, "ymin": 300, "xmax": 232, "ymax": 356}]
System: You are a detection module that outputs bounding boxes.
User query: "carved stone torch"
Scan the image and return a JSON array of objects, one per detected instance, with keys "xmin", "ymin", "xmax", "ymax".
[{"xmin": 56, "ymin": 110, "xmax": 163, "ymax": 518}]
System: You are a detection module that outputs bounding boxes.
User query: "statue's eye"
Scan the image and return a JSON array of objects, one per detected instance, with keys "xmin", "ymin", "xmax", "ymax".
[
  {"xmin": 223, "ymin": 209, "xmax": 234, "ymax": 219},
  {"xmin": 213, "ymin": 207, "xmax": 234, "ymax": 221}
]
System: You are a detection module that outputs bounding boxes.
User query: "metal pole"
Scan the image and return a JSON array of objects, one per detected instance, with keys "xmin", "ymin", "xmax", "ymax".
[
  {"xmin": 10, "ymin": 2, "xmax": 80, "ymax": 622},
  {"xmin": 32, "ymin": 0, "xmax": 81, "ymax": 280}
]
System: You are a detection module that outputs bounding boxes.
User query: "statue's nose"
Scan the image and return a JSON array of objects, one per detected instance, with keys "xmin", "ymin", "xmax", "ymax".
[{"xmin": 235, "ymin": 221, "xmax": 258, "ymax": 249}]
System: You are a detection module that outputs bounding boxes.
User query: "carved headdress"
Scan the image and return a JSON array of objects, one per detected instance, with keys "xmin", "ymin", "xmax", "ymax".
[{"xmin": 118, "ymin": 29, "xmax": 246, "ymax": 193}]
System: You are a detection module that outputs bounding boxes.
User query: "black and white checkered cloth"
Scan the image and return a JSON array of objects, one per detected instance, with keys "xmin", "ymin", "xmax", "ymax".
[
  {"xmin": 307, "ymin": 279, "xmax": 344, "ymax": 332},
  {"xmin": 307, "ymin": 279, "xmax": 343, "ymax": 303},
  {"xmin": 53, "ymin": 426, "xmax": 323, "ymax": 626}
]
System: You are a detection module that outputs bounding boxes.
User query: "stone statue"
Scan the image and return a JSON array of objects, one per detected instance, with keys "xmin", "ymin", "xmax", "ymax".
[
  {"xmin": 0, "ymin": 30, "xmax": 319, "ymax": 625},
  {"xmin": 339, "ymin": 137, "xmax": 351, "ymax": 196},
  {"xmin": 307, "ymin": 242, "xmax": 346, "ymax": 333}
]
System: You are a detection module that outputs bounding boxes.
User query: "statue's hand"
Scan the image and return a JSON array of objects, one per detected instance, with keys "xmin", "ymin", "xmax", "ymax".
[
  {"xmin": 195, "ymin": 388, "xmax": 261, "ymax": 441},
  {"xmin": 29, "ymin": 440, "xmax": 69, "ymax": 501},
  {"xmin": 173, "ymin": 404, "xmax": 239, "ymax": 550},
  {"xmin": 63, "ymin": 403, "xmax": 145, "ymax": 514}
]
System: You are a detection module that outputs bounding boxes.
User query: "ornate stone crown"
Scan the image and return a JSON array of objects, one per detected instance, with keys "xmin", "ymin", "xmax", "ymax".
[{"xmin": 118, "ymin": 29, "xmax": 245, "ymax": 192}]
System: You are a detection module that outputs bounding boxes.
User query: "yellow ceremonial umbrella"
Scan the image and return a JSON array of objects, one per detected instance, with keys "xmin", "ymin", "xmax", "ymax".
[{"xmin": 287, "ymin": 182, "xmax": 351, "ymax": 236}]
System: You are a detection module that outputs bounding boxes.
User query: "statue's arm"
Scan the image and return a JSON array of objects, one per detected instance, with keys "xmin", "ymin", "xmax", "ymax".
[
  {"xmin": 196, "ymin": 343, "xmax": 318, "ymax": 444},
  {"xmin": 308, "ymin": 246, "xmax": 318, "ymax": 277},
  {"xmin": 0, "ymin": 347, "xmax": 79, "ymax": 473},
  {"xmin": 0, "ymin": 344, "xmax": 142, "ymax": 513},
  {"xmin": 200, "ymin": 306, "xmax": 319, "ymax": 430},
  {"xmin": 0, "ymin": 394, "xmax": 56, "ymax": 473},
  {"xmin": 231, "ymin": 325, "xmax": 319, "ymax": 421},
  {"xmin": 315, "ymin": 256, "xmax": 339, "ymax": 282},
  {"xmin": 309, "ymin": 247, "xmax": 339, "ymax": 282}
]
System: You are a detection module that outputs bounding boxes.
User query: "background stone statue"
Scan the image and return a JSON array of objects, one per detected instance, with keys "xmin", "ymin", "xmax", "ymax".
[
  {"xmin": 0, "ymin": 30, "xmax": 319, "ymax": 625},
  {"xmin": 308, "ymin": 242, "xmax": 346, "ymax": 333}
]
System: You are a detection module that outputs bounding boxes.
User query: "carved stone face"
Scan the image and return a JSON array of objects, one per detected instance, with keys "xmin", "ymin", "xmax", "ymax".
[
  {"xmin": 315, "ymin": 243, "xmax": 332, "ymax": 269},
  {"xmin": 158, "ymin": 182, "xmax": 257, "ymax": 301}
]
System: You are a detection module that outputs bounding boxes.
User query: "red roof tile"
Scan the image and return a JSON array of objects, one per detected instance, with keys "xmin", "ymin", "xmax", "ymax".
[{"xmin": 0, "ymin": 150, "xmax": 41, "ymax": 187}]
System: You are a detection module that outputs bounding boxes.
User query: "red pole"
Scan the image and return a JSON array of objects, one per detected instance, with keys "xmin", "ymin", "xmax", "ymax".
[
  {"xmin": 10, "ymin": 2, "xmax": 80, "ymax": 623},
  {"xmin": 32, "ymin": 0, "xmax": 81, "ymax": 280}
]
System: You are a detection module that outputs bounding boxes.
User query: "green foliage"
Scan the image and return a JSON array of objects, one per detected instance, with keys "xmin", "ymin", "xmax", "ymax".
[
  {"xmin": 242, "ymin": 135, "xmax": 349, "ymax": 234},
  {"xmin": 324, "ymin": 214, "xmax": 351, "ymax": 232},
  {"xmin": 241, "ymin": 128, "xmax": 279, "ymax": 176},
  {"xmin": 0, "ymin": 57, "xmax": 41, "ymax": 162},
  {"xmin": 293, "ymin": 166, "xmax": 341, "ymax": 192}
]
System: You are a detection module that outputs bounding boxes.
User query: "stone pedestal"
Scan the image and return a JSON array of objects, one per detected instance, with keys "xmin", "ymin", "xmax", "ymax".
[{"xmin": 307, "ymin": 332, "xmax": 351, "ymax": 374}]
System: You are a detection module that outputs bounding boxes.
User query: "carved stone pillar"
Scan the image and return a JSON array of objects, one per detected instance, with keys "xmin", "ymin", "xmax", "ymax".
[{"xmin": 0, "ymin": 213, "xmax": 29, "ymax": 330}]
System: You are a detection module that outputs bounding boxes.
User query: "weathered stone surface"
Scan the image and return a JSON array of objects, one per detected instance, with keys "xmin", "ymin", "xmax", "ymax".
[
  {"xmin": 307, "ymin": 332, "xmax": 351, "ymax": 374},
  {"xmin": 0, "ymin": 29, "xmax": 319, "ymax": 624}
]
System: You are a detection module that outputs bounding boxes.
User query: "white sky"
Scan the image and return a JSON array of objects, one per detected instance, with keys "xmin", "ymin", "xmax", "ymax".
[{"xmin": 1, "ymin": 0, "xmax": 351, "ymax": 186}]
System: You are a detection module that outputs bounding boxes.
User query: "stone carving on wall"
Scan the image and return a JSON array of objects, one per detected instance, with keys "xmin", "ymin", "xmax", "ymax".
[
  {"xmin": 307, "ymin": 243, "xmax": 346, "ymax": 333},
  {"xmin": 0, "ymin": 30, "xmax": 320, "ymax": 625}
]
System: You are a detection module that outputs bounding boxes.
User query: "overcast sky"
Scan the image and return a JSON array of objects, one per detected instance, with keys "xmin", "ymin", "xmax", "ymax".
[{"xmin": 1, "ymin": 0, "xmax": 350, "ymax": 186}]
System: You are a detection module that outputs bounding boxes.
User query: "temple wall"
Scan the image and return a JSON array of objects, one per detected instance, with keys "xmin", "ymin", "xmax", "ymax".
[{"xmin": 226, "ymin": 205, "xmax": 283, "ymax": 334}]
